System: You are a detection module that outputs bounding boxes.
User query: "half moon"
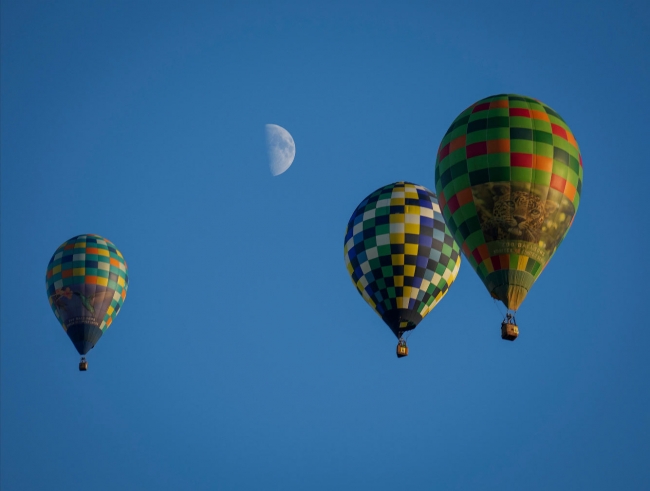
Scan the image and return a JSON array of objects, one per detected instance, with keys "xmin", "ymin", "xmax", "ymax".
[{"xmin": 265, "ymin": 124, "xmax": 296, "ymax": 176}]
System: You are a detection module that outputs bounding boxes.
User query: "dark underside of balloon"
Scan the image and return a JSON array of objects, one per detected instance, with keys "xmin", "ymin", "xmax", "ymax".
[
  {"xmin": 485, "ymin": 270, "xmax": 534, "ymax": 311},
  {"xmin": 66, "ymin": 323, "xmax": 103, "ymax": 355},
  {"xmin": 382, "ymin": 309, "xmax": 422, "ymax": 339}
]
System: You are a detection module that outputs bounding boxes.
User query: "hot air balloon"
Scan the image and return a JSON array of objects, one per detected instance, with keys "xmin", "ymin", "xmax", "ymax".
[
  {"xmin": 45, "ymin": 234, "xmax": 129, "ymax": 370},
  {"xmin": 434, "ymin": 94, "xmax": 582, "ymax": 340},
  {"xmin": 343, "ymin": 182, "xmax": 461, "ymax": 357}
]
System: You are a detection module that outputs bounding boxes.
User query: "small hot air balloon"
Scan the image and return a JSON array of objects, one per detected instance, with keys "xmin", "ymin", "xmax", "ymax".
[
  {"xmin": 434, "ymin": 94, "xmax": 583, "ymax": 340},
  {"xmin": 343, "ymin": 182, "xmax": 461, "ymax": 357},
  {"xmin": 45, "ymin": 234, "xmax": 129, "ymax": 370}
]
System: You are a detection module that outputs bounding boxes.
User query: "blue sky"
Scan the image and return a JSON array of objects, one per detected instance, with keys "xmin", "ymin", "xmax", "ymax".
[{"xmin": 2, "ymin": 1, "xmax": 649, "ymax": 490}]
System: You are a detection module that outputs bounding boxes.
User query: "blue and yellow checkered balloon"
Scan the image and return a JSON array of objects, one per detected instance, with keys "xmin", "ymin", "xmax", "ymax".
[{"xmin": 344, "ymin": 182, "xmax": 461, "ymax": 339}]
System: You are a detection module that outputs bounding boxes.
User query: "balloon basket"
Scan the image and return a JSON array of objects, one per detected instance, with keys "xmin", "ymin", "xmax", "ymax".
[
  {"xmin": 501, "ymin": 321, "xmax": 519, "ymax": 341},
  {"xmin": 79, "ymin": 357, "xmax": 88, "ymax": 371},
  {"xmin": 396, "ymin": 340, "xmax": 409, "ymax": 358}
]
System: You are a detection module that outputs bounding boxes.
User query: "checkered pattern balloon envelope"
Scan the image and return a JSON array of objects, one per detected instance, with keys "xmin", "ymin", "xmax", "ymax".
[
  {"xmin": 45, "ymin": 234, "xmax": 129, "ymax": 355},
  {"xmin": 344, "ymin": 182, "xmax": 461, "ymax": 339},
  {"xmin": 435, "ymin": 94, "xmax": 582, "ymax": 311}
]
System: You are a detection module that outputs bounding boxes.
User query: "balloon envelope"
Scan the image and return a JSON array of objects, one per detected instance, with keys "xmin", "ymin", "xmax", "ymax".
[
  {"xmin": 434, "ymin": 94, "xmax": 583, "ymax": 310},
  {"xmin": 45, "ymin": 234, "xmax": 129, "ymax": 355},
  {"xmin": 344, "ymin": 182, "xmax": 461, "ymax": 338}
]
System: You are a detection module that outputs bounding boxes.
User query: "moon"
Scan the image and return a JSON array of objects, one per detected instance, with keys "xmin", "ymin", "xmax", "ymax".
[{"xmin": 265, "ymin": 124, "xmax": 295, "ymax": 176}]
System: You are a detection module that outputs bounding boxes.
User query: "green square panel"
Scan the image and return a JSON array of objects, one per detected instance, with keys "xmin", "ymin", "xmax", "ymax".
[
  {"xmin": 468, "ymin": 111, "xmax": 488, "ymax": 122},
  {"xmin": 376, "ymin": 225, "xmax": 390, "ymax": 236},
  {"xmin": 363, "ymin": 230, "xmax": 377, "ymax": 242},
  {"xmin": 487, "ymin": 116, "xmax": 509, "ymax": 129},
  {"xmin": 487, "ymin": 108, "xmax": 509, "ymax": 118},
  {"xmin": 552, "ymin": 160, "xmax": 569, "ymax": 178},
  {"xmin": 510, "ymin": 127, "xmax": 533, "ymax": 141},
  {"xmin": 463, "ymin": 201, "xmax": 478, "ymax": 216},
  {"xmin": 511, "ymin": 167, "xmax": 533, "ymax": 183},
  {"xmin": 566, "ymin": 169, "xmax": 579, "ymax": 187},
  {"xmin": 486, "ymin": 127, "xmax": 510, "ymax": 140},
  {"xmin": 465, "ymin": 230, "xmax": 484, "ymax": 250},
  {"xmin": 489, "ymin": 167, "xmax": 511, "ymax": 181},
  {"xmin": 465, "ymin": 215, "xmax": 482, "ymax": 234},
  {"xmin": 508, "ymin": 100, "xmax": 529, "ymax": 109},
  {"xmin": 509, "ymin": 254, "xmax": 520, "ymax": 269},
  {"xmin": 451, "ymin": 174, "xmax": 471, "ymax": 191},
  {"xmin": 533, "ymin": 130, "xmax": 554, "ymax": 145},
  {"xmin": 510, "ymin": 116, "xmax": 533, "ymax": 128},
  {"xmin": 534, "ymin": 142, "xmax": 554, "ymax": 158},
  {"xmin": 451, "ymin": 160, "xmax": 468, "ymax": 178},
  {"xmin": 511, "ymin": 139, "xmax": 534, "ymax": 153},
  {"xmin": 465, "ymin": 131, "xmax": 487, "ymax": 145},
  {"xmin": 377, "ymin": 244, "xmax": 391, "ymax": 256},
  {"xmin": 467, "ymin": 154, "xmax": 489, "ymax": 171},
  {"xmin": 469, "ymin": 168, "xmax": 490, "ymax": 186},
  {"xmin": 449, "ymin": 148, "xmax": 466, "ymax": 165},
  {"xmin": 488, "ymin": 152, "xmax": 510, "ymax": 167},
  {"xmin": 532, "ymin": 170, "xmax": 552, "ymax": 186},
  {"xmin": 532, "ymin": 119, "xmax": 552, "ymax": 131}
]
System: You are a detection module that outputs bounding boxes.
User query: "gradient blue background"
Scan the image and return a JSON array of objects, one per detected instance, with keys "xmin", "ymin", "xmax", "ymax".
[{"xmin": 2, "ymin": 1, "xmax": 649, "ymax": 490}]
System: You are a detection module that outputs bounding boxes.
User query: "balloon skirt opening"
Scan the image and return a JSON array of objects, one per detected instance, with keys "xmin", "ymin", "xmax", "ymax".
[
  {"xmin": 485, "ymin": 270, "xmax": 533, "ymax": 311},
  {"xmin": 66, "ymin": 323, "xmax": 103, "ymax": 355},
  {"xmin": 382, "ymin": 309, "xmax": 422, "ymax": 339},
  {"xmin": 494, "ymin": 285, "xmax": 528, "ymax": 311}
]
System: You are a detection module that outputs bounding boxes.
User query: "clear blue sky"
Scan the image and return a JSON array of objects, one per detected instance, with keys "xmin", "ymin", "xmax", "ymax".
[{"xmin": 2, "ymin": 1, "xmax": 649, "ymax": 490}]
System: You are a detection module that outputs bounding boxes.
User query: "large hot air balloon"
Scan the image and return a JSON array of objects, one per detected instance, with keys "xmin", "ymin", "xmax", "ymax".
[
  {"xmin": 45, "ymin": 234, "xmax": 129, "ymax": 370},
  {"xmin": 434, "ymin": 94, "xmax": 582, "ymax": 340},
  {"xmin": 344, "ymin": 182, "xmax": 461, "ymax": 357}
]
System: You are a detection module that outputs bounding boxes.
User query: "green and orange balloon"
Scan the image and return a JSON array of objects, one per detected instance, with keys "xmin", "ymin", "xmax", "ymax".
[{"xmin": 435, "ymin": 94, "xmax": 582, "ymax": 328}]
